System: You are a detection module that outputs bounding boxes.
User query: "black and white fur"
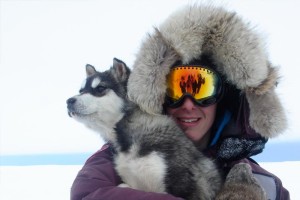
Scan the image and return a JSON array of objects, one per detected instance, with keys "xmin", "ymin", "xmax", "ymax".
[{"xmin": 67, "ymin": 58, "xmax": 222, "ymax": 200}]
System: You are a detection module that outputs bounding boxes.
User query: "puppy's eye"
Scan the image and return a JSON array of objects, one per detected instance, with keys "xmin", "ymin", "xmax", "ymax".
[{"xmin": 95, "ymin": 85, "xmax": 106, "ymax": 93}]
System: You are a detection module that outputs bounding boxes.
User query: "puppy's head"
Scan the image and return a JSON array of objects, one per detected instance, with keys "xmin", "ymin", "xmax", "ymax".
[{"xmin": 66, "ymin": 58, "xmax": 130, "ymax": 142}]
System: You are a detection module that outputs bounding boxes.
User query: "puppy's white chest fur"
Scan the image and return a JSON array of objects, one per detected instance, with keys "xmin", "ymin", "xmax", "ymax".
[{"xmin": 114, "ymin": 144, "xmax": 167, "ymax": 193}]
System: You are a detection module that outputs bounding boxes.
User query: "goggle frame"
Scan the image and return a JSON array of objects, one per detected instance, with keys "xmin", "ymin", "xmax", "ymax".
[{"xmin": 165, "ymin": 65, "xmax": 223, "ymax": 108}]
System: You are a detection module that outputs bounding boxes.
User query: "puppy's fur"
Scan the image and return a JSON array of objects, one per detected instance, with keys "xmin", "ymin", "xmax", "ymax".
[{"xmin": 67, "ymin": 58, "xmax": 222, "ymax": 200}]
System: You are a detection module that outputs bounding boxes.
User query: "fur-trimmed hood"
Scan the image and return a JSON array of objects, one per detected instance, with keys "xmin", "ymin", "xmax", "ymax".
[{"xmin": 127, "ymin": 5, "xmax": 287, "ymax": 139}]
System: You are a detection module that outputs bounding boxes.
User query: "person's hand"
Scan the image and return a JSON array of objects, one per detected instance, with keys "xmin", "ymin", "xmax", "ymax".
[{"xmin": 216, "ymin": 163, "xmax": 267, "ymax": 200}]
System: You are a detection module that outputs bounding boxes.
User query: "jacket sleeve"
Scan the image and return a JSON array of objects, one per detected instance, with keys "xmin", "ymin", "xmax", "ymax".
[
  {"xmin": 231, "ymin": 158, "xmax": 290, "ymax": 200},
  {"xmin": 70, "ymin": 144, "xmax": 183, "ymax": 200}
]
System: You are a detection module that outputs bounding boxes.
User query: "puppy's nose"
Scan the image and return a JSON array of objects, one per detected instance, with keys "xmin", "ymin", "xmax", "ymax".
[{"xmin": 67, "ymin": 98, "xmax": 76, "ymax": 106}]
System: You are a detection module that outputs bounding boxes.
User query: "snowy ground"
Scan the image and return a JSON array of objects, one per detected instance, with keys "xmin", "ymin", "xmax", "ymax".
[
  {"xmin": 0, "ymin": 165, "xmax": 81, "ymax": 200},
  {"xmin": 0, "ymin": 162, "xmax": 299, "ymax": 200}
]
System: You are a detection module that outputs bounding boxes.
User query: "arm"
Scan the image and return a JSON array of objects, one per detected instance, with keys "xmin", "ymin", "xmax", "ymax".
[{"xmin": 70, "ymin": 144, "xmax": 183, "ymax": 200}]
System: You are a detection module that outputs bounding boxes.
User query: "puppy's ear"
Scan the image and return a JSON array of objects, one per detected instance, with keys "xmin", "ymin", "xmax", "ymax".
[
  {"xmin": 86, "ymin": 64, "xmax": 97, "ymax": 77},
  {"xmin": 112, "ymin": 58, "xmax": 131, "ymax": 82}
]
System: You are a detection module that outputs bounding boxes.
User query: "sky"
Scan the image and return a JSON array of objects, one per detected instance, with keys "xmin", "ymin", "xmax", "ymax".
[{"xmin": 0, "ymin": 0, "xmax": 300, "ymax": 157}]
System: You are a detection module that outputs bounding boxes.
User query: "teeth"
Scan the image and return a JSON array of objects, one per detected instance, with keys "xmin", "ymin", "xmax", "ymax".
[{"xmin": 180, "ymin": 118, "xmax": 198, "ymax": 123}]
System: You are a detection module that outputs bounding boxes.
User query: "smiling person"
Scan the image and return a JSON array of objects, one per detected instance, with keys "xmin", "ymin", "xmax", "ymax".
[{"xmin": 71, "ymin": 4, "xmax": 290, "ymax": 200}]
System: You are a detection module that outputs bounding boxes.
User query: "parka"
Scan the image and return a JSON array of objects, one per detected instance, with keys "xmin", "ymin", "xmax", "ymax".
[{"xmin": 71, "ymin": 4, "xmax": 290, "ymax": 200}]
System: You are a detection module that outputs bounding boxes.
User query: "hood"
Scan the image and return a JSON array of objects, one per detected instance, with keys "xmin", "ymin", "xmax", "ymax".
[{"xmin": 127, "ymin": 5, "xmax": 287, "ymax": 139}]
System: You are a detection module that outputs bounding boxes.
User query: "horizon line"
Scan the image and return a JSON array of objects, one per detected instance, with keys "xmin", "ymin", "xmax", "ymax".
[{"xmin": 1, "ymin": 142, "xmax": 299, "ymax": 166}]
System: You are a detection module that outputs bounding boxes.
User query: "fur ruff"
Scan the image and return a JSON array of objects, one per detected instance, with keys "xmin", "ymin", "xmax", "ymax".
[{"xmin": 128, "ymin": 5, "xmax": 287, "ymax": 138}]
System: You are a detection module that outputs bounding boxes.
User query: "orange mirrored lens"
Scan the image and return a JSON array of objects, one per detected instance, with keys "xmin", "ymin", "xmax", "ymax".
[{"xmin": 166, "ymin": 66, "xmax": 220, "ymax": 101}]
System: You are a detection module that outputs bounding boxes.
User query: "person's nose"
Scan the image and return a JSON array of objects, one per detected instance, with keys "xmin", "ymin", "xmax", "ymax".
[{"xmin": 180, "ymin": 97, "xmax": 196, "ymax": 110}]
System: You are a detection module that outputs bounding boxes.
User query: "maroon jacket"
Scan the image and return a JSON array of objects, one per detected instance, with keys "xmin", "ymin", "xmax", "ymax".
[{"xmin": 71, "ymin": 143, "xmax": 289, "ymax": 200}]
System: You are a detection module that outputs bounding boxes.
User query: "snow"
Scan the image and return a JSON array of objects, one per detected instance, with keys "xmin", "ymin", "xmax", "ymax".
[
  {"xmin": 0, "ymin": 165, "xmax": 81, "ymax": 200},
  {"xmin": 0, "ymin": 162, "xmax": 299, "ymax": 200}
]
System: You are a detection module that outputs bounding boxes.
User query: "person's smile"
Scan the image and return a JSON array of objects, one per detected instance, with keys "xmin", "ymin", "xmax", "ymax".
[{"xmin": 175, "ymin": 117, "xmax": 201, "ymax": 127}]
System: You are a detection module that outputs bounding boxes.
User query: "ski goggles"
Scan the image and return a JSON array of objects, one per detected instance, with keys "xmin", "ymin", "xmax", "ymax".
[{"xmin": 165, "ymin": 65, "xmax": 223, "ymax": 107}]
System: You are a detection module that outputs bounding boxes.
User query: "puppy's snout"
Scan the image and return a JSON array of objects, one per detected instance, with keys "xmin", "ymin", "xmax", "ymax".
[
  {"xmin": 67, "ymin": 98, "xmax": 77, "ymax": 111},
  {"xmin": 67, "ymin": 97, "xmax": 76, "ymax": 105},
  {"xmin": 67, "ymin": 98, "xmax": 77, "ymax": 117}
]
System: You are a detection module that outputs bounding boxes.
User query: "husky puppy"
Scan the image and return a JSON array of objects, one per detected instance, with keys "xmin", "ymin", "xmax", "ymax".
[{"xmin": 67, "ymin": 58, "xmax": 222, "ymax": 200}]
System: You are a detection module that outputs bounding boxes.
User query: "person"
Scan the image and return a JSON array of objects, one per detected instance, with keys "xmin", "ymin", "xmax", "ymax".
[{"xmin": 71, "ymin": 4, "xmax": 290, "ymax": 200}]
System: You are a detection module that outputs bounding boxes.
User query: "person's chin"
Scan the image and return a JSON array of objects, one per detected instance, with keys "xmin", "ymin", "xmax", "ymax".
[{"xmin": 184, "ymin": 130, "xmax": 201, "ymax": 142}]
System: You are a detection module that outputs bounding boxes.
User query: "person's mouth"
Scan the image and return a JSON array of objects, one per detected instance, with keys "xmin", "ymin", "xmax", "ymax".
[
  {"xmin": 176, "ymin": 118, "xmax": 201, "ymax": 127},
  {"xmin": 178, "ymin": 118, "xmax": 200, "ymax": 123}
]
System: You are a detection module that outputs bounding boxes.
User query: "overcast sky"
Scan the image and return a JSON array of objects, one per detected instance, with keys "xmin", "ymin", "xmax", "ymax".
[{"xmin": 1, "ymin": 0, "xmax": 299, "ymax": 155}]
